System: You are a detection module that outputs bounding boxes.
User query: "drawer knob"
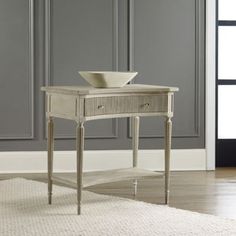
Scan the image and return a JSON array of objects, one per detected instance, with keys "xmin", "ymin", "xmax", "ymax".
[
  {"xmin": 142, "ymin": 103, "xmax": 150, "ymax": 108},
  {"xmin": 98, "ymin": 105, "xmax": 105, "ymax": 109}
]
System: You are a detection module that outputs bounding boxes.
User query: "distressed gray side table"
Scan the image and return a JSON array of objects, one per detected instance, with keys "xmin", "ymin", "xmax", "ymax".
[{"xmin": 41, "ymin": 84, "xmax": 178, "ymax": 215}]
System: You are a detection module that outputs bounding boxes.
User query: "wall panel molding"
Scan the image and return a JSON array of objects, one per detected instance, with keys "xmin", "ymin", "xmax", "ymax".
[
  {"xmin": 0, "ymin": 0, "xmax": 35, "ymax": 140},
  {"xmin": 44, "ymin": 0, "xmax": 119, "ymax": 139},
  {"xmin": 127, "ymin": 0, "xmax": 203, "ymax": 139}
]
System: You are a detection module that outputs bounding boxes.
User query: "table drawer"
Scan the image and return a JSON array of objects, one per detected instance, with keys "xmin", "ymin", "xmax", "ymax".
[{"xmin": 84, "ymin": 95, "xmax": 168, "ymax": 117}]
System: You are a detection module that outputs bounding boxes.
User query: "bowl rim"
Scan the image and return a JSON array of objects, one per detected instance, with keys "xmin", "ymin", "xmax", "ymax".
[{"xmin": 79, "ymin": 71, "xmax": 138, "ymax": 74}]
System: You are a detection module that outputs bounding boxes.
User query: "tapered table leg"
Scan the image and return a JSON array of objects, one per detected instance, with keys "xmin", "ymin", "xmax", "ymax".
[
  {"xmin": 76, "ymin": 122, "xmax": 84, "ymax": 215},
  {"xmin": 47, "ymin": 117, "xmax": 54, "ymax": 204},
  {"xmin": 165, "ymin": 117, "xmax": 172, "ymax": 204},
  {"xmin": 132, "ymin": 116, "xmax": 140, "ymax": 196}
]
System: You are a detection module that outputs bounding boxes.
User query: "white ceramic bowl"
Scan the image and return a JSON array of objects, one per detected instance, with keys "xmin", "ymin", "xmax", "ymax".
[{"xmin": 78, "ymin": 71, "xmax": 138, "ymax": 88}]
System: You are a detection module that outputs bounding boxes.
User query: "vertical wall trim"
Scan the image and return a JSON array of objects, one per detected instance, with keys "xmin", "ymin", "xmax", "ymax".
[
  {"xmin": 128, "ymin": 0, "xmax": 202, "ymax": 138},
  {"xmin": 43, "ymin": 0, "xmax": 51, "ymax": 140},
  {"xmin": 113, "ymin": 0, "xmax": 119, "ymax": 71},
  {"xmin": 45, "ymin": 0, "xmax": 51, "ymax": 87},
  {"xmin": 128, "ymin": 0, "xmax": 134, "ymax": 71},
  {"xmin": 205, "ymin": 0, "xmax": 216, "ymax": 170},
  {"xmin": 29, "ymin": 0, "xmax": 35, "ymax": 139},
  {"xmin": 0, "ymin": 0, "xmax": 35, "ymax": 140},
  {"xmin": 194, "ymin": 0, "xmax": 202, "ymax": 137},
  {"xmin": 110, "ymin": 0, "xmax": 119, "ymax": 140},
  {"xmin": 44, "ymin": 0, "xmax": 118, "ymax": 139}
]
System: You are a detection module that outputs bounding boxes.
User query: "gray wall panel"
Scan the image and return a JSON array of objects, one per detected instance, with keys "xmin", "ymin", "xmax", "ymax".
[
  {"xmin": 0, "ymin": 0, "xmax": 33, "ymax": 139},
  {"xmin": 0, "ymin": 0, "xmax": 205, "ymax": 151},
  {"xmin": 129, "ymin": 0, "xmax": 205, "ymax": 147},
  {"xmin": 52, "ymin": 119, "xmax": 118, "ymax": 139},
  {"xmin": 48, "ymin": 0, "xmax": 118, "ymax": 138}
]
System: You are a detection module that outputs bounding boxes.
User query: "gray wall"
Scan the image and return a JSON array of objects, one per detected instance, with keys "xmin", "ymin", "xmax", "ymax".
[{"xmin": 0, "ymin": 0, "xmax": 205, "ymax": 151}]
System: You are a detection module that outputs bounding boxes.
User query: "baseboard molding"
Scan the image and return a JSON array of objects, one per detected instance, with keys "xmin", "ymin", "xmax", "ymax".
[{"xmin": 0, "ymin": 149, "xmax": 206, "ymax": 173}]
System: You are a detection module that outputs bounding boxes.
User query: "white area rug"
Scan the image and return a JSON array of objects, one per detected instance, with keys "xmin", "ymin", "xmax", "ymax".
[{"xmin": 0, "ymin": 178, "xmax": 236, "ymax": 236}]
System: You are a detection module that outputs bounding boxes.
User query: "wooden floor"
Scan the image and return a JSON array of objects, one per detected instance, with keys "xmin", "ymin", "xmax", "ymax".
[{"xmin": 1, "ymin": 168, "xmax": 236, "ymax": 219}]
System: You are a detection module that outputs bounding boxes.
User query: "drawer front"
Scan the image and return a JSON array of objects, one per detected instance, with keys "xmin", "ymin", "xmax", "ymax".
[
  {"xmin": 84, "ymin": 95, "xmax": 168, "ymax": 117},
  {"xmin": 138, "ymin": 95, "xmax": 168, "ymax": 113}
]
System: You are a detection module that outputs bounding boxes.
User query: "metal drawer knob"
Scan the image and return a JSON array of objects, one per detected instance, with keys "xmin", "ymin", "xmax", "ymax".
[{"xmin": 98, "ymin": 105, "xmax": 105, "ymax": 109}]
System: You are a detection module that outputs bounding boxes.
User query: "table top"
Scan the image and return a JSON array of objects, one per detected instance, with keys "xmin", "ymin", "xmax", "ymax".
[{"xmin": 41, "ymin": 84, "xmax": 179, "ymax": 95}]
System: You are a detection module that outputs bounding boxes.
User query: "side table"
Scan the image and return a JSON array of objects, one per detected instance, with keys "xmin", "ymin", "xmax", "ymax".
[{"xmin": 41, "ymin": 84, "xmax": 178, "ymax": 215}]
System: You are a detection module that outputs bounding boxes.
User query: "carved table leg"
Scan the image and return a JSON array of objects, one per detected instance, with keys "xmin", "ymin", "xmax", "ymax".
[
  {"xmin": 47, "ymin": 117, "xmax": 54, "ymax": 204},
  {"xmin": 76, "ymin": 122, "xmax": 84, "ymax": 215},
  {"xmin": 165, "ymin": 117, "xmax": 172, "ymax": 204},
  {"xmin": 132, "ymin": 116, "xmax": 140, "ymax": 196}
]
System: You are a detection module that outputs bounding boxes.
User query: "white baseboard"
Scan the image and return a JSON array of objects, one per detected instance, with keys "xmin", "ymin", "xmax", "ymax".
[{"xmin": 0, "ymin": 149, "xmax": 206, "ymax": 173}]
